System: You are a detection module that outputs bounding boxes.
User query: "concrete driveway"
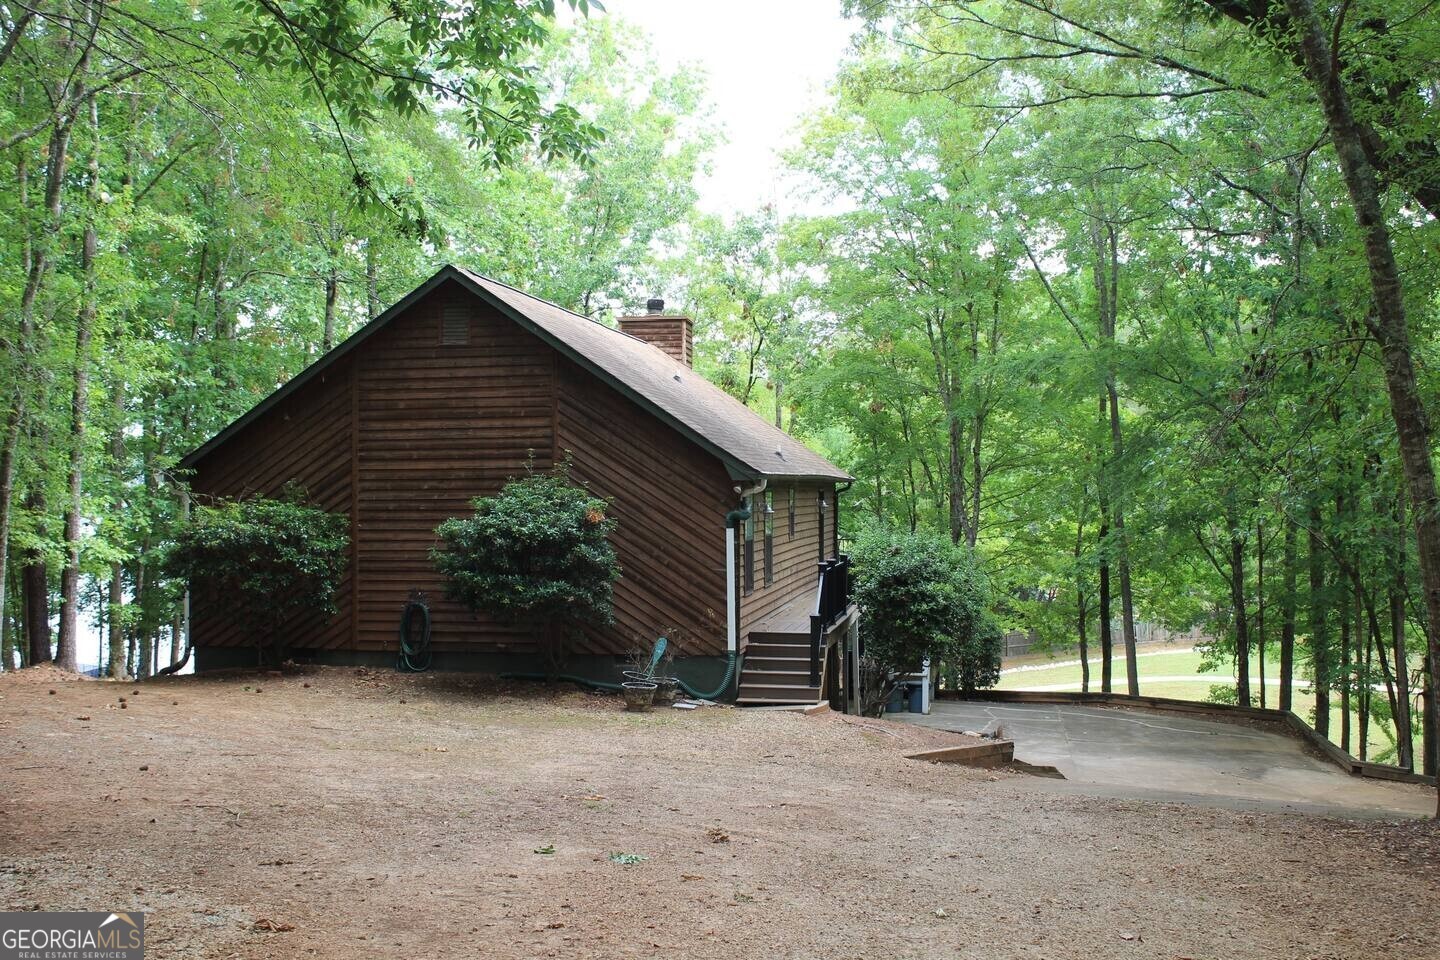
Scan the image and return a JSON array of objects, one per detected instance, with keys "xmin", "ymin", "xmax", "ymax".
[{"xmin": 898, "ymin": 700, "xmax": 1434, "ymax": 819}]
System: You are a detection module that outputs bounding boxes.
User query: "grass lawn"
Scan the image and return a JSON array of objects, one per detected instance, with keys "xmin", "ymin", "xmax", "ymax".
[{"xmin": 999, "ymin": 645, "xmax": 1419, "ymax": 764}]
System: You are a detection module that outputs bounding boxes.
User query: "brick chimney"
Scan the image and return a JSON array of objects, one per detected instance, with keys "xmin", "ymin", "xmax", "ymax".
[{"xmin": 618, "ymin": 298, "xmax": 693, "ymax": 367}]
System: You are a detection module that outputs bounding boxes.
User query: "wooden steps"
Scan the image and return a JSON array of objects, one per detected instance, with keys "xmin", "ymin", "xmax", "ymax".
[{"xmin": 736, "ymin": 633, "xmax": 821, "ymax": 707}]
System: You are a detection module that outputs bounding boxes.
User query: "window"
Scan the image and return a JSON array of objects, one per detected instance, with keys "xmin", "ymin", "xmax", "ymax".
[
  {"xmin": 441, "ymin": 304, "xmax": 469, "ymax": 345},
  {"xmin": 763, "ymin": 490, "xmax": 775, "ymax": 586},
  {"xmin": 743, "ymin": 496, "xmax": 755, "ymax": 595},
  {"xmin": 817, "ymin": 490, "xmax": 828, "ymax": 564},
  {"xmin": 787, "ymin": 486, "xmax": 796, "ymax": 538}
]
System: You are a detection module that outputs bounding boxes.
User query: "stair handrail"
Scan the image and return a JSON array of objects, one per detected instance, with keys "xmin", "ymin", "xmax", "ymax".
[{"xmin": 809, "ymin": 554, "xmax": 851, "ymax": 686}]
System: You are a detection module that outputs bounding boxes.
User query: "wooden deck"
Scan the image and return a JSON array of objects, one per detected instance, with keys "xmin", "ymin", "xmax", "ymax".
[{"xmin": 746, "ymin": 591, "xmax": 814, "ymax": 638}]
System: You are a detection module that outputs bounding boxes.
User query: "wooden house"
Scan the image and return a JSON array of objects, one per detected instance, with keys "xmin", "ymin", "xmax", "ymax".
[{"xmin": 178, "ymin": 265, "xmax": 858, "ymax": 705}]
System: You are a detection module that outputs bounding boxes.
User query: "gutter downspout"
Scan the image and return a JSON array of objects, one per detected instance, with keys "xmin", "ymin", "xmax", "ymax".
[
  {"xmin": 833, "ymin": 479, "xmax": 855, "ymax": 713},
  {"xmin": 727, "ymin": 479, "xmax": 767, "ymax": 656}
]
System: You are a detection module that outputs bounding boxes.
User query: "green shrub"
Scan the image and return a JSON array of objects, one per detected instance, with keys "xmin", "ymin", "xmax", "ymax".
[
  {"xmin": 851, "ymin": 526, "xmax": 1002, "ymax": 712},
  {"xmin": 1206, "ymin": 683, "xmax": 1240, "ymax": 706},
  {"xmin": 165, "ymin": 489, "xmax": 349, "ymax": 665},
  {"xmin": 432, "ymin": 464, "xmax": 620, "ymax": 670}
]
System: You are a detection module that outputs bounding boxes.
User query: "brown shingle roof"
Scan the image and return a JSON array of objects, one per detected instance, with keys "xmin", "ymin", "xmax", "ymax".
[{"xmin": 180, "ymin": 265, "xmax": 850, "ymax": 482}]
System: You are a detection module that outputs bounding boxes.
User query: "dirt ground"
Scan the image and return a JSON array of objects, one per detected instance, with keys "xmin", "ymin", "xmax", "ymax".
[{"xmin": 2, "ymin": 666, "xmax": 1437, "ymax": 960}]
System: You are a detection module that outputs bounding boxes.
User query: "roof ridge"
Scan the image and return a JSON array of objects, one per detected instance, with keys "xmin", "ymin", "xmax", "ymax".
[{"xmin": 450, "ymin": 264, "xmax": 696, "ymax": 365}]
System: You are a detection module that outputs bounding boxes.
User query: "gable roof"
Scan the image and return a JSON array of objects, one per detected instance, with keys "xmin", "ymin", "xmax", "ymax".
[{"xmin": 179, "ymin": 264, "xmax": 851, "ymax": 483}]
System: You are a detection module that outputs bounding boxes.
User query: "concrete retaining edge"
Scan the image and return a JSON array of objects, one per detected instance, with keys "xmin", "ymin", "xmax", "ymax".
[{"xmin": 906, "ymin": 739, "xmax": 1015, "ymax": 768}]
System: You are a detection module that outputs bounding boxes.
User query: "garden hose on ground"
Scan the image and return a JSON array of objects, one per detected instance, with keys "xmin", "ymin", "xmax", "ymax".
[
  {"xmin": 500, "ymin": 647, "xmax": 738, "ymax": 701},
  {"xmin": 675, "ymin": 651, "xmax": 736, "ymax": 701},
  {"xmin": 396, "ymin": 593, "xmax": 433, "ymax": 672}
]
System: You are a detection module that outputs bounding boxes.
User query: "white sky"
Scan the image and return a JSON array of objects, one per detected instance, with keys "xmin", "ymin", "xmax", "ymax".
[{"xmin": 603, "ymin": 0, "xmax": 857, "ymax": 216}]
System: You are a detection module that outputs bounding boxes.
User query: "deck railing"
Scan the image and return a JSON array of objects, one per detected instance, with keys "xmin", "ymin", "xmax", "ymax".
[{"xmin": 809, "ymin": 554, "xmax": 851, "ymax": 685}]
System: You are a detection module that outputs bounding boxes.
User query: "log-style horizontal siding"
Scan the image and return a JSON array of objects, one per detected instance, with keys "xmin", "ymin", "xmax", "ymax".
[
  {"xmin": 354, "ymin": 285, "xmax": 553, "ymax": 655},
  {"xmin": 738, "ymin": 482, "xmax": 834, "ymax": 640},
  {"xmin": 555, "ymin": 355, "xmax": 732, "ymax": 657},
  {"xmin": 187, "ymin": 276, "xmax": 790, "ymax": 666},
  {"xmin": 189, "ymin": 363, "xmax": 355, "ymax": 651}
]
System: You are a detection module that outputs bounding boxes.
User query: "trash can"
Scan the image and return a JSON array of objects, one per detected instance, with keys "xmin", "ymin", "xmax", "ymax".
[
  {"xmin": 907, "ymin": 683, "xmax": 924, "ymax": 713},
  {"xmin": 886, "ymin": 685, "xmax": 904, "ymax": 713}
]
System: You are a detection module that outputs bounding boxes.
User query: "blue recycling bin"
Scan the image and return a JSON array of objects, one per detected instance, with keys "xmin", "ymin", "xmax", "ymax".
[
  {"xmin": 886, "ymin": 685, "xmax": 905, "ymax": 713},
  {"xmin": 907, "ymin": 683, "xmax": 924, "ymax": 713}
]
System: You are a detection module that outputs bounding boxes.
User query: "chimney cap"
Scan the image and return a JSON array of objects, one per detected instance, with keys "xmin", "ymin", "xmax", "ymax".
[{"xmin": 646, "ymin": 297, "xmax": 665, "ymax": 314}]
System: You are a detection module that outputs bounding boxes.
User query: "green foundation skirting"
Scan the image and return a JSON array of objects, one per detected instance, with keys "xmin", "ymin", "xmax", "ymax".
[{"xmin": 193, "ymin": 646, "xmax": 736, "ymax": 699}]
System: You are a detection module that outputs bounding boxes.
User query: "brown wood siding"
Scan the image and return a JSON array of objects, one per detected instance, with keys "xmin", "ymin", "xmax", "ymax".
[
  {"xmin": 189, "ymin": 277, "xmax": 740, "ymax": 662},
  {"xmin": 554, "ymin": 355, "xmax": 732, "ymax": 657},
  {"xmin": 738, "ymin": 481, "xmax": 834, "ymax": 640},
  {"xmin": 189, "ymin": 362, "xmax": 355, "ymax": 651},
  {"xmin": 354, "ymin": 284, "xmax": 554, "ymax": 655}
]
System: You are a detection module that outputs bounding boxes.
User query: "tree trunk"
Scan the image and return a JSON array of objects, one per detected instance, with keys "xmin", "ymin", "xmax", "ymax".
[
  {"xmin": 1391, "ymin": 488, "xmax": 1414, "ymax": 769},
  {"xmin": 106, "ymin": 380, "xmax": 127, "ymax": 680},
  {"xmin": 1339, "ymin": 588, "xmax": 1352, "ymax": 754},
  {"xmin": 365, "ymin": 241, "xmax": 381, "ymax": 320},
  {"xmin": 322, "ymin": 265, "xmax": 339, "ymax": 351},
  {"xmin": 106, "ymin": 562, "xmax": 126, "ymax": 679},
  {"xmin": 4, "ymin": 78, "xmax": 78, "ymax": 659},
  {"xmin": 1, "ymin": 563, "xmax": 19, "ymax": 669},
  {"xmin": 1308, "ymin": 503, "xmax": 1330, "ymax": 737},
  {"xmin": 1365, "ymin": 591, "xmax": 1401, "ymax": 764},
  {"xmin": 1280, "ymin": 514, "xmax": 1297, "ymax": 712},
  {"xmin": 1091, "ymin": 216, "xmax": 1139, "ymax": 695},
  {"xmin": 0, "ymin": 409, "xmax": 19, "ymax": 656},
  {"xmin": 1360, "ymin": 590, "xmax": 1371, "ymax": 761},
  {"xmin": 1424, "ymin": 645, "xmax": 1438, "ymax": 777},
  {"xmin": 22, "ymin": 488, "xmax": 50, "ymax": 664},
  {"xmin": 1284, "ymin": 0, "xmax": 1440, "ymax": 815},
  {"xmin": 968, "ymin": 408, "xmax": 984, "ymax": 550},
  {"xmin": 1228, "ymin": 517, "xmax": 1252, "ymax": 707},
  {"xmin": 946, "ymin": 408, "xmax": 968, "ymax": 546},
  {"xmin": 1076, "ymin": 512, "xmax": 1090, "ymax": 694},
  {"xmin": 55, "ymin": 96, "xmax": 101, "ymax": 673},
  {"xmin": 1098, "ymin": 502, "xmax": 1114, "ymax": 693},
  {"xmin": 0, "ymin": 146, "xmax": 31, "ymax": 658},
  {"xmin": 1109, "ymin": 390, "xmax": 1139, "ymax": 697},
  {"xmin": 1258, "ymin": 519, "xmax": 1267, "ymax": 708}
]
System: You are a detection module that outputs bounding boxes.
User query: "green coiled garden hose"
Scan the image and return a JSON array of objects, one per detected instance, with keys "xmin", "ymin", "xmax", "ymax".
[{"xmin": 396, "ymin": 593, "xmax": 432, "ymax": 672}]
